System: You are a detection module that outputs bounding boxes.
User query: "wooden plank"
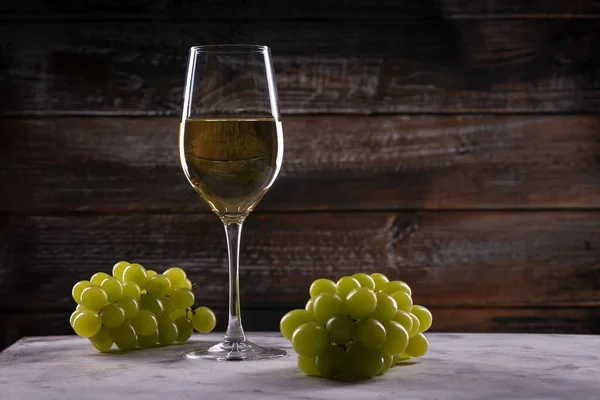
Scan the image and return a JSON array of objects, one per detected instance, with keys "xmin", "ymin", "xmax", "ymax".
[
  {"xmin": 2, "ymin": 0, "xmax": 600, "ymax": 19},
  {"xmin": 1, "ymin": 116, "xmax": 599, "ymax": 212},
  {"xmin": 0, "ymin": 212, "xmax": 598, "ymax": 311},
  {"xmin": 1, "ymin": 20, "xmax": 599, "ymax": 115}
]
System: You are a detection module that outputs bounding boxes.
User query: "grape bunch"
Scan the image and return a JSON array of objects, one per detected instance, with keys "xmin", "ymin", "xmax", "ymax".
[
  {"xmin": 70, "ymin": 261, "xmax": 217, "ymax": 352},
  {"xmin": 280, "ymin": 273, "xmax": 432, "ymax": 380}
]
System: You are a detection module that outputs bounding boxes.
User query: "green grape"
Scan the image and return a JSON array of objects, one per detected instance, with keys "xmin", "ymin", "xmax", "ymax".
[
  {"xmin": 335, "ymin": 276, "xmax": 360, "ymax": 298},
  {"xmin": 305, "ymin": 298, "xmax": 314, "ymax": 314},
  {"xmin": 313, "ymin": 292, "xmax": 344, "ymax": 325},
  {"xmin": 139, "ymin": 293, "xmax": 164, "ymax": 317},
  {"xmin": 382, "ymin": 280, "xmax": 412, "ymax": 296},
  {"xmin": 409, "ymin": 313, "xmax": 420, "ymax": 337},
  {"xmin": 392, "ymin": 310, "xmax": 413, "ymax": 333},
  {"xmin": 72, "ymin": 280, "xmax": 91, "ymax": 304},
  {"xmin": 80, "ymin": 285, "xmax": 109, "ymax": 311},
  {"xmin": 100, "ymin": 276, "xmax": 124, "ymax": 302},
  {"xmin": 191, "ymin": 307, "xmax": 216, "ymax": 333},
  {"xmin": 380, "ymin": 320, "xmax": 409, "ymax": 356},
  {"xmin": 380, "ymin": 355, "xmax": 394, "ymax": 375},
  {"xmin": 356, "ymin": 318, "xmax": 386, "ymax": 350},
  {"xmin": 146, "ymin": 270, "xmax": 158, "ymax": 279},
  {"xmin": 116, "ymin": 296, "xmax": 139, "ymax": 320},
  {"xmin": 316, "ymin": 345, "xmax": 346, "ymax": 379},
  {"xmin": 138, "ymin": 331, "xmax": 158, "ymax": 348},
  {"xmin": 347, "ymin": 344, "xmax": 384, "ymax": 379},
  {"xmin": 280, "ymin": 309, "xmax": 315, "ymax": 340},
  {"xmin": 291, "ymin": 322, "xmax": 328, "ymax": 358},
  {"xmin": 390, "ymin": 290, "xmax": 413, "ymax": 313},
  {"xmin": 76, "ymin": 304, "xmax": 85, "ymax": 311},
  {"xmin": 394, "ymin": 352, "xmax": 411, "ymax": 364},
  {"xmin": 163, "ymin": 267, "xmax": 187, "ymax": 288},
  {"xmin": 183, "ymin": 278, "xmax": 193, "ymax": 290},
  {"xmin": 89, "ymin": 326, "xmax": 113, "ymax": 352},
  {"xmin": 70, "ymin": 310, "xmax": 82, "ymax": 327},
  {"xmin": 110, "ymin": 321, "xmax": 138, "ymax": 351},
  {"xmin": 157, "ymin": 319, "xmax": 179, "ymax": 345},
  {"xmin": 161, "ymin": 296, "xmax": 172, "ymax": 314},
  {"xmin": 112, "ymin": 260, "xmax": 130, "ymax": 280},
  {"xmin": 325, "ymin": 315, "xmax": 355, "ymax": 345},
  {"xmin": 122, "ymin": 281, "xmax": 142, "ymax": 301},
  {"xmin": 132, "ymin": 310, "xmax": 158, "ymax": 336},
  {"xmin": 72, "ymin": 310, "xmax": 102, "ymax": 338},
  {"xmin": 169, "ymin": 288, "xmax": 195, "ymax": 310},
  {"xmin": 351, "ymin": 273, "xmax": 375, "ymax": 290},
  {"xmin": 90, "ymin": 272, "xmax": 109, "ymax": 286},
  {"xmin": 411, "ymin": 305, "xmax": 433, "ymax": 332},
  {"xmin": 100, "ymin": 303, "xmax": 126, "ymax": 328},
  {"xmin": 146, "ymin": 275, "xmax": 172, "ymax": 298},
  {"xmin": 309, "ymin": 278, "xmax": 336, "ymax": 298},
  {"xmin": 372, "ymin": 292, "xmax": 398, "ymax": 321},
  {"xmin": 345, "ymin": 287, "xmax": 377, "ymax": 320},
  {"xmin": 168, "ymin": 309, "xmax": 189, "ymax": 321},
  {"xmin": 175, "ymin": 317, "xmax": 194, "ymax": 342},
  {"xmin": 405, "ymin": 333, "xmax": 429, "ymax": 357},
  {"xmin": 370, "ymin": 273, "xmax": 389, "ymax": 292},
  {"xmin": 297, "ymin": 355, "xmax": 319, "ymax": 376},
  {"xmin": 122, "ymin": 263, "xmax": 149, "ymax": 289}
]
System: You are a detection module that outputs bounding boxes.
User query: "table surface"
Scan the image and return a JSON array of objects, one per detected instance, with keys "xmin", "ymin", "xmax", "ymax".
[{"xmin": 1, "ymin": 332, "xmax": 599, "ymax": 400}]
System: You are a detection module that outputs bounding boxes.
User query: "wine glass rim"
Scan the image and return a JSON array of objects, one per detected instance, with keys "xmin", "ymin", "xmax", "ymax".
[{"xmin": 190, "ymin": 44, "xmax": 270, "ymax": 54}]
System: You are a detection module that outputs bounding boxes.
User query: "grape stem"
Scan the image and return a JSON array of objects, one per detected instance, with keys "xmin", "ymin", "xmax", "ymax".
[{"xmin": 223, "ymin": 220, "xmax": 246, "ymax": 343}]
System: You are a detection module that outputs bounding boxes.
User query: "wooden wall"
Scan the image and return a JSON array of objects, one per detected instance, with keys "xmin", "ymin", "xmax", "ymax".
[{"xmin": 1, "ymin": 1, "xmax": 599, "ymax": 349}]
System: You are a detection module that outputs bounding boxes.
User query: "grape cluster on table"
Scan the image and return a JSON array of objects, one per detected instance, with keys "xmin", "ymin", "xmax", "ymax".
[
  {"xmin": 70, "ymin": 261, "xmax": 217, "ymax": 352},
  {"xmin": 280, "ymin": 273, "xmax": 432, "ymax": 380}
]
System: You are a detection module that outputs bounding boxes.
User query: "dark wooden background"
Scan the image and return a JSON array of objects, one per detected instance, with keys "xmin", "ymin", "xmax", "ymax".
[{"xmin": 1, "ymin": 0, "xmax": 599, "ymax": 350}]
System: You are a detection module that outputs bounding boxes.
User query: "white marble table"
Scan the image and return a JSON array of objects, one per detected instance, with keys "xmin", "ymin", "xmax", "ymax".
[{"xmin": 1, "ymin": 332, "xmax": 599, "ymax": 400}]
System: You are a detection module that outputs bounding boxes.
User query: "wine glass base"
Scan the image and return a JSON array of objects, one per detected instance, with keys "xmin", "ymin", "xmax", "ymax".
[{"xmin": 184, "ymin": 340, "xmax": 287, "ymax": 361}]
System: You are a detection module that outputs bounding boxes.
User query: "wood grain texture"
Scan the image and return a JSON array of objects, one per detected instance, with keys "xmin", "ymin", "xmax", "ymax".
[
  {"xmin": 1, "ymin": 20, "xmax": 599, "ymax": 115},
  {"xmin": 1, "ymin": 212, "xmax": 598, "ymax": 311},
  {"xmin": 2, "ymin": 0, "xmax": 600, "ymax": 19},
  {"xmin": 1, "ymin": 116, "xmax": 598, "ymax": 212}
]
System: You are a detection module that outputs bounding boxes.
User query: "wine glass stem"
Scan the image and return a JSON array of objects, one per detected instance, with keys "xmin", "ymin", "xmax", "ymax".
[{"xmin": 223, "ymin": 220, "xmax": 246, "ymax": 343}]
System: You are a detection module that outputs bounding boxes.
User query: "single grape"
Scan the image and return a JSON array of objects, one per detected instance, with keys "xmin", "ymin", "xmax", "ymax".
[
  {"xmin": 409, "ymin": 313, "xmax": 420, "ymax": 337},
  {"xmin": 72, "ymin": 280, "xmax": 91, "ymax": 304},
  {"xmin": 122, "ymin": 281, "xmax": 142, "ymax": 301},
  {"xmin": 390, "ymin": 290, "xmax": 413, "ymax": 313},
  {"xmin": 380, "ymin": 320, "xmax": 409, "ymax": 356},
  {"xmin": 112, "ymin": 260, "xmax": 130, "ymax": 280},
  {"xmin": 90, "ymin": 272, "xmax": 110, "ymax": 286},
  {"xmin": 345, "ymin": 287, "xmax": 377, "ymax": 320},
  {"xmin": 168, "ymin": 309, "xmax": 189, "ymax": 321},
  {"xmin": 372, "ymin": 292, "xmax": 398, "ymax": 321},
  {"xmin": 382, "ymin": 280, "xmax": 412, "ymax": 296},
  {"xmin": 100, "ymin": 276, "xmax": 124, "ymax": 303},
  {"xmin": 392, "ymin": 310, "xmax": 413, "ymax": 333},
  {"xmin": 139, "ymin": 293, "xmax": 164, "ymax": 317},
  {"xmin": 297, "ymin": 355, "xmax": 319, "ymax": 377},
  {"xmin": 316, "ymin": 345, "xmax": 346, "ymax": 379},
  {"xmin": 100, "ymin": 303, "xmax": 126, "ymax": 328},
  {"xmin": 169, "ymin": 288, "xmax": 194, "ymax": 310},
  {"xmin": 132, "ymin": 310, "xmax": 158, "ymax": 336},
  {"xmin": 335, "ymin": 276, "xmax": 360, "ymax": 298},
  {"xmin": 313, "ymin": 292, "xmax": 344, "ymax": 325},
  {"xmin": 191, "ymin": 307, "xmax": 216, "ymax": 333},
  {"xmin": 72, "ymin": 310, "xmax": 102, "ymax": 338},
  {"xmin": 161, "ymin": 296, "xmax": 172, "ymax": 313},
  {"xmin": 138, "ymin": 331, "xmax": 159, "ymax": 348},
  {"xmin": 394, "ymin": 352, "xmax": 412, "ymax": 364},
  {"xmin": 309, "ymin": 278, "xmax": 336, "ymax": 298},
  {"xmin": 89, "ymin": 326, "xmax": 113, "ymax": 352},
  {"xmin": 146, "ymin": 270, "xmax": 158, "ymax": 279},
  {"xmin": 380, "ymin": 355, "xmax": 394, "ymax": 375},
  {"xmin": 146, "ymin": 275, "xmax": 172, "ymax": 298},
  {"xmin": 325, "ymin": 315, "xmax": 355, "ymax": 345},
  {"xmin": 174, "ymin": 317, "xmax": 194, "ymax": 342},
  {"xmin": 351, "ymin": 273, "xmax": 375, "ymax": 290},
  {"xmin": 122, "ymin": 263, "xmax": 149, "ymax": 289},
  {"xmin": 80, "ymin": 285, "xmax": 109, "ymax": 311},
  {"xmin": 280, "ymin": 309, "xmax": 315, "ymax": 340},
  {"xmin": 183, "ymin": 278, "xmax": 193, "ymax": 290},
  {"xmin": 163, "ymin": 267, "xmax": 187, "ymax": 288},
  {"xmin": 157, "ymin": 319, "xmax": 179, "ymax": 345},
  {"xmin": 116, "ymin": 296, "xmax": 139, "ymax": 320},
  {"xmin": 370, "ymin": 273, "xmax": 389, "ymax": 292},
  {"xmin": 291, "ymin": 322, "xmax": 328, "ymax": 357},
  {"xmin": 356, "ymin": 318, "xmax": 386, "ymax": 350},
  {"xmin": 347, "ymin": 344, "xmax": 384, "ymax": 379},
  {"xmin": 70, "ymin": 310, "xmax": 82, "ymax": 327},
  {"xmin": 405, "ymin": 332, "xmax": 429, "ymax": 357},
  {"xmin": 411, "ymin": 305, "xmax": 433, "ymax": 332},
  {"xmin": 110, "ymin": 321, "xmax": 138, "ymax": 351},
  {"xmin": 305, "ymin": 298, "xmax": 315, "ymax": 314}
]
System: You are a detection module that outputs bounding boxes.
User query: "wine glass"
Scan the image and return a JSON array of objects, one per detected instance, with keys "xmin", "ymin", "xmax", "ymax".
[{"xmin": 178, "ymin": 45, "xmax": 286, "ymax": 361}]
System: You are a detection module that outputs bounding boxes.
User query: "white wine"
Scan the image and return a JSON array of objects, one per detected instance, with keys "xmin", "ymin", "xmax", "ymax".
[{"xmin": 179, "ymin": 118, "xmax": 283, "ymax": 219}]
